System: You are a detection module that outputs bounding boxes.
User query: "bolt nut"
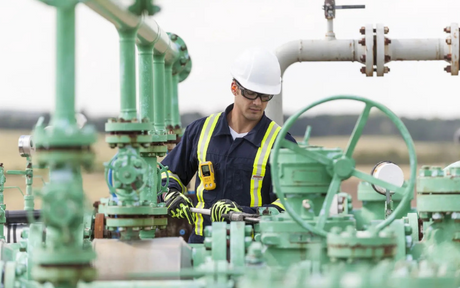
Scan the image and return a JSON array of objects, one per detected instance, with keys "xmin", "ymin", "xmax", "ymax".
[
  {"xmin": 302, "ymin": 199, "xmax": 311, "ymax": 210},
  {"xmin": 445, "ymin": 65, "xmax": 452, "ymax": 73},
  {"xmin": 385, "ymin": 55, "xmax": 391, "ymax": 62},
  {"xmin": 359, "ymin": 26, "xmax": 365, "ymax": 35},
  {"xmin": 445, "ymin": 54, "xmax": 452, "ymax": 61},
  {"xmin": 384, "ymin": 27, "xmax": 389, "ymax": 34},
  {"xmin": 432, "ymin": 212, "xmax": 444, "ymax": 222},
  {"xmin": 384, "ymin": 38, "xmax": 391, "ymax": 45},
  {"xmin": 358, "ymin": 38, "xmax": 366, "ymax": 46},
  {"xmin": 384, "ymin": 66, "xmax": 390, "ymax": 73},
  {"xmin": 446, "ymin": 38, "xmax": 452, "ymax": 45},
  {"xmin": 360, "ymin": 67, "xmax": 366, "ymax": 74},
  {"xmin": 133, "ymin": 160, "xmax": 143, "ymax": 168},
  {"xmin": 444, "ymin": 26, "xmax": 451, "ymax": 33},
  {"xmin": 360, "ymin": 55, "xmax": 366, "ymax": 62}
]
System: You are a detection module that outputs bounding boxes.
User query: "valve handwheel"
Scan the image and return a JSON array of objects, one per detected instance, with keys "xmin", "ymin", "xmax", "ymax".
[{"xmin": 271, "ymin": 95, "xmax": 417, "ymax": 237}]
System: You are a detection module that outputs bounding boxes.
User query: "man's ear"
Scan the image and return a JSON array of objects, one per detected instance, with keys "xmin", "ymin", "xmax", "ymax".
[{"xmin": 231, "ymin": 82, "xmax": 237, "ymax": 96}]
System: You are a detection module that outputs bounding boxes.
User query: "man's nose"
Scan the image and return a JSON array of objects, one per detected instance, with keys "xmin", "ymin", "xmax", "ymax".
[{"xmin": 253, "ymin": 96, "xmax": 262, "ymax": 105}]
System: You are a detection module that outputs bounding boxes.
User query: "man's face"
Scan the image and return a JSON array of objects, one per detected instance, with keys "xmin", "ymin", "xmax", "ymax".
[{"xmin": 232, "ymin": 81, "xmax": 270, "ymax": 122}]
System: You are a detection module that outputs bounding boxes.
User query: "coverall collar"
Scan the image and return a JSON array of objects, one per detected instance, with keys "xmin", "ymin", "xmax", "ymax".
[{"xmin": 213, "ymin": 104, "xmax": 269, "ymax": 148}]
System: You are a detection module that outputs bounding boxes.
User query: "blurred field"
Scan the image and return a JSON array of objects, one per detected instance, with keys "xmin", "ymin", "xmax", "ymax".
[{"xmin": 1, "ymin": 129, "xmax": 459, "ymax": 210}]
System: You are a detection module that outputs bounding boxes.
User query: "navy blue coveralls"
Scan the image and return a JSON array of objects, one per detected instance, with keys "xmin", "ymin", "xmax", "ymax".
[{"xmin": 161, "ymin": 104, "xmax": 296, "ymax": 243}]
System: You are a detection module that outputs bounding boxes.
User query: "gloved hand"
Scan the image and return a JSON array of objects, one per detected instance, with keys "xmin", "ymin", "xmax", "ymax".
[
  {"xmin": 164, "ymin": 190, "xmax": 195, "ymax": 225},
  {"xmin": 210, "ymin": 199, "xmax": 242, "ymax": 222}
]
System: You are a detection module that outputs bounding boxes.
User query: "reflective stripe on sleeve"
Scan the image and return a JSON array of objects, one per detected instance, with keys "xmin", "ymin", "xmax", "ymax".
[
  {"xmin": 271, "ymin": 199, "xmax": 285, "ymax": 210},
  {"xmin": 161, "ymin": 170, "xmax": 186, "ymax": 194}
]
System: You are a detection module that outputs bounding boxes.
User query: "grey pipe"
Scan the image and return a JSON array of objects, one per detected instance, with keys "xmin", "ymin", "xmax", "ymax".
[{"xmin": 269, "ymin": 37, "xmax": 450, "ymax": 125}]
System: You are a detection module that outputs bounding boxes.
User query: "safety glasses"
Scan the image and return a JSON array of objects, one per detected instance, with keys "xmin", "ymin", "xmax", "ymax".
[{"xmin": 235, "ymin": 81, "xmax": 274, "ymax": 102}]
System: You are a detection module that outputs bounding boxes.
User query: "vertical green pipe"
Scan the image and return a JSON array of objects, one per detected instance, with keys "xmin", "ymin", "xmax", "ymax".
[
  {"xmin": 171, "ymin": 74, "xmax": 181, "ymax": 128},
  {"xmin": 138, "ymin": 44, "xmax": 155, "ymax": 122},
  {"xmin": 153, "ymin": 52, "xmax": 166, "ymax": 134},
  {"xmin": 164, "ymin": 64, "xmax": 173, "ymax": 130},
  {"xmin": 118, "ymin": 28, "xmax": 138, "ymax": 120},
  {"xmin": 52, "ymin": 5, "xmax": 76, "ymax": 128},
  {"xmin": 24, "ymin": 157, "xmax": 34, "ymax": 211},
  {"xmin": 0, "ymin": 165, "xmax": 5, "ymax": 240},
  {"xmin": 137, "ymin": 43, "xmax": 157, "ymax": 207}
]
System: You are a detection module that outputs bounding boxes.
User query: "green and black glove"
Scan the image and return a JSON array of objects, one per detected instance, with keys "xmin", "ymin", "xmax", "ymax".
[
  {"xmin": 210, "ymin": 199, "xmax": 242, "ymax": 222},
  {"xmin": 164, "ymin": 190, "xmax": 195, "ymax": 225}
]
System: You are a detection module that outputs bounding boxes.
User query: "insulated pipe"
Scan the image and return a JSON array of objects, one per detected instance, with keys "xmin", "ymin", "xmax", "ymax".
[
  {"xmin": 269, "ymin": 37, "xmax": 450, "ymax": 124},
  {"xmin": 84, "ymin": 0, "xmax": 178, "ymax": 65}
]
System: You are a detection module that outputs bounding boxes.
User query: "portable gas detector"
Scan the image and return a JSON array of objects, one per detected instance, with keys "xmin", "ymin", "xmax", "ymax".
[{"xmin": 199, "ymin": 161, "xmax": 216, "ymax": 190}]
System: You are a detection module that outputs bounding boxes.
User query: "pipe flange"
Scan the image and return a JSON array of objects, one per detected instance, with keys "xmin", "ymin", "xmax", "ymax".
[
  {"xmin": 168, "ymin": 33, "xmax": 191, "ymax": 82},
  {"xmin": 450, "ymin": 23, "xmax": 459, "ymax": 75},
  {"xmin": 376, "ymin": 23, "xmax": 385, "ymax": 76},
  {"xmin": 365, "ymin": 24, "xmax": 374, "ymax": 77}
]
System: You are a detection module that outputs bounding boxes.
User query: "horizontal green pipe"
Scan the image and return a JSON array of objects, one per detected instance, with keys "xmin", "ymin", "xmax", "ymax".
[{"xmin": 83, "ymin": 0, "xmax": 178, "ymax": 64}]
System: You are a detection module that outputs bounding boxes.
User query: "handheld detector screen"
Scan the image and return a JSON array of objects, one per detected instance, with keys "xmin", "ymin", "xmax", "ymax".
[{"xmin": 201, "ymin": 165, "xmax": 211, "ymax": 177}]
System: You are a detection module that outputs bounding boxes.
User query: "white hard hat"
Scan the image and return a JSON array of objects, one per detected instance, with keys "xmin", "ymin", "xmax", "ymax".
[{"xmin": 230, "ymin": 47, "xmax": 281, "ymax": 95}]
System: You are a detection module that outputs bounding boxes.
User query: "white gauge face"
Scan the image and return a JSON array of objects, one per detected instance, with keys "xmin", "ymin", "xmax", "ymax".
[
  {"xmin": 18, "ymin": 135, "xmax": 34, "ymax": 157},
  {"xmin": 371, "ymin": 161, "xmax": 404, "ymax": 194}
]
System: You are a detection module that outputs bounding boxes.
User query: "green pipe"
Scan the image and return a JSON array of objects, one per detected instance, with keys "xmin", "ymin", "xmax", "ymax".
[
  {"xmin": 137, "ymin": 44, "xmax": 155, "ymax": 122},
  {"xmin": 118, "ymin": 28, "xmax": 139, "ymax": 120},
  {"xmin": 153, "ymin": 52, "xmax": 166, "ymax": 134},
  {"xmin": 52, "ymin": 4, "xmax": 76, "ymax": 128},
  {"xmin": 0, "ymin": 165, "xmax": 5, "ymax": 240},
  {"xmin": 24, "ymin": 157, "xmax": 34, "ymax": 211},
  {"xmin": 171, "ymin": 74, "xmax": 181, "ymax": 128},
  {"xmin": 140, "ymin": 157, "xmax": 158, "ymax": 205},
  {"xmin": 164, "ymin": 63, "xmax": 173, "ymax": 130}
]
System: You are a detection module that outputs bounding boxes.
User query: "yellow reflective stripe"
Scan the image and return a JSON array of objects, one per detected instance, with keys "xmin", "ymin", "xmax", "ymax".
[
  {"xmin": 161, "ymin": 170, "xmax": 186, "ymax": 193},
  {"xmin": 272, "ymin": 199, "xmax": 285, "ymax": 210},
  {"xmin": 195, "ymin": 113, "xmax": 222, "ymax": 236},
  {"xmin": 250, "ymin": 121, "xmax": 280, "ymax": 207}
]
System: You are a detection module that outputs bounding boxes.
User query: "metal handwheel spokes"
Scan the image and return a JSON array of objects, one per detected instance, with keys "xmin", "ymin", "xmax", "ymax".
[
  {"xmin": 271, "ymin": 95, "xmax": 417, "ymax": 237},
  {"xmin": 345, "ymin": 103, "xmax": 372, "ymax": 158}
]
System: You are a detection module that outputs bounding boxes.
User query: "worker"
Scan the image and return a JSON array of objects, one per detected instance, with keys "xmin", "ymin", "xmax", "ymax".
[{"xmin": 161, "ymin": 47, "xmax": 297, "ymax": 243}]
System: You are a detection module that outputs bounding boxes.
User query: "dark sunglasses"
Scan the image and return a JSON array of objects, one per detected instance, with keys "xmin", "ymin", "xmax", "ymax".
[{"xmin": 235, "ymin": 81, "xmax": 274, "ymax": 102}]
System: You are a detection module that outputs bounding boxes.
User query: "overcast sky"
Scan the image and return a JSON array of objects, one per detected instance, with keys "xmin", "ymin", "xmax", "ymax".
[{"xmin": 1, "ymin": 0, "xmax": 459, "ymax": 120}]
